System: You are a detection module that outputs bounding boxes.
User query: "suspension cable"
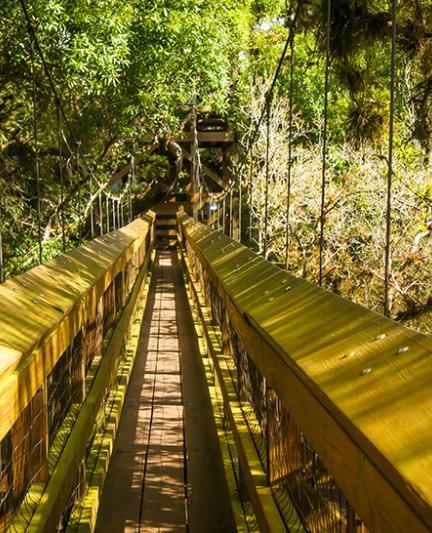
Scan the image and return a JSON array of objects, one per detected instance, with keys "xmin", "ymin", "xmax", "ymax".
[
  {"xmin": 0, "ymin": 200, "xmax": 4, "ymax": 283},
  {"xmin": 20, "ymin": 0, "xmax": 122, "ymax": 230},
  {"xmin": 106, "ymin": 195, "xmax": 110, "ymax": 233},
  {"xmin": 237, "ymin": 0, "xmax": 304, "ymax": 177},
  {"xmin": 89, "ymin": 179, "xmax": 95, "ymax": 239},
  {"xmin": 30, "ymin": 41, "xmax": 43, "ymax": 264},
  {"xmin": 56, "ymin": 104, "xmax": 66, "ymax": 252},
  {"xmin": 98, "ymin": 191, "xmax": 104, "ymax": 235},
  {"xmin": 263, "ymin": 97, "xmax": 272, "ymax": 258},
  {"xmin": 248, "ymin": 148, "xmax": 254, "ymax": 245},
  {"xmin": 129, "ymin": 154, "xmax": 135, "ymax": 223},
  {"xmin": 229, "ymin": 185, "xmax": 234, "ymax": 238},
  {"xmin": 238, "ymin": 163, "xmax": 242, "ymax": 242},
  {"xmin": 222, "ymin": 195, "xmax": 226, "ymax": 234},
  {"xmin": 318, "ymin": 0, "xmax": 332, "ymax": 287},
  {"xmin": 384, "ymin": 0, "xmax": 398, "ymax": 317},
  {"xmin": 76, "ymin": 145, "xmax": 83, "ymax": 238},
  {"xmin": 285, "ymin": 30, "xmax": 295, "ymax": 269}
]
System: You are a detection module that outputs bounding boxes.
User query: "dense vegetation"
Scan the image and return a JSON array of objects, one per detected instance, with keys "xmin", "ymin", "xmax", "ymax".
[{"xmin": 0, "ymin": 0, "xmax": 431, "ymax": 334}]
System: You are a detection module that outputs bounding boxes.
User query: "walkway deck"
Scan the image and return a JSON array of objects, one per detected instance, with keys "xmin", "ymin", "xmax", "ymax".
[{"xmin": 96, "ymin": 249, "xmax": 234, "ymax": 532}]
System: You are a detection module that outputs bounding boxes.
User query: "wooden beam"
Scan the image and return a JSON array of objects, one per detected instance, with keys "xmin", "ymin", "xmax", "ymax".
[{"xmin": 178, "ymin": 131, "xmax": 234, "ymax": 144}]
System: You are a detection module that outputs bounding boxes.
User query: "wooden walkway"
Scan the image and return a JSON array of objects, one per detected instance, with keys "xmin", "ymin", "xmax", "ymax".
[{"xmin": 96, "ymin": 250, "xmax": 234, "ymax": 532}]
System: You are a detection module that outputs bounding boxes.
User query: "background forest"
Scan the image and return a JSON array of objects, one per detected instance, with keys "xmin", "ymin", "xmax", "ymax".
[{"xmin": 0, "ymin": 0, "xmax": 431, "ymax": 334}]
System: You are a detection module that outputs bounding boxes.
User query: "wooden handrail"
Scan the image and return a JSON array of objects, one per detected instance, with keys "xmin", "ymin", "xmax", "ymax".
[{"xmin": 179, "ymin": 212, "xmax": 432, "ymax": 533}]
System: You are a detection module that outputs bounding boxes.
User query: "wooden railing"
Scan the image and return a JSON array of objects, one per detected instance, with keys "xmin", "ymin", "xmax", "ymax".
[
  {"xmin": 178, "ymin": 212, "xmax": 432, "ymax": 533},
  {"xmin": 0, "ymin": 213, "xmax": 155, "ymax": 532}
]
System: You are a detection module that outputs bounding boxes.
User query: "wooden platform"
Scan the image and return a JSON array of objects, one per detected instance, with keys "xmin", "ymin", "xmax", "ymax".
[{"xmin": 95, "ymin": 250, "xmax": 234, "ymax": 532}]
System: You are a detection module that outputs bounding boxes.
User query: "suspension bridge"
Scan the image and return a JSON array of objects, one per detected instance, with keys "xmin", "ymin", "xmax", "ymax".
[{"xmin": 1, "ymin": 0, "xmax": 432, "ymax": 532}]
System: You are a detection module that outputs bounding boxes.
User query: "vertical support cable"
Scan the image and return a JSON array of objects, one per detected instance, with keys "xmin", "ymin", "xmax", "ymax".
[
  {"xmin": 56, "ymin": 103, "xmax": 66, "ymax": 252},
  {"xmin": 106, "ymin": 195, "xmax": 110, "ymax": 233},
  {"xmin": 229, "ymin": 185, "xmax": 234, "ymax": 238},
  {"xmin": 318, "ymin": 0, "xmax": 332, "ymax": 287},
  {"xmin": 192, "ymin": 104, "xmax": 199, "ymax": 220},
  {"xmin": 263, "ymin": 97, "xmax": 271, "ymax": 258},
  {"xmin": 238, "ymin": 167, "xmax": 242, "ymax": 242},
  {"xmin": 76, "ymin": 145, "xmax": 82, "ymax": 239},
  {"xmin": 248, "ymin": 149, "xmax": 254, "ymax": 246},
  {"xmin": 117, "ymin": 200, "xmax": 121, "ymax": 228},
  {"xmin": 285, "ymin": 32, "xmax": 295, "ymax": 269},
  {"xmin": 129, "ymin": 155, "xmax": 135, "ymax": 223},
  {"xmin": 112, "ymin": 198, "xmax": 116, "ymax": 230},
  {"xmin": 89, "ymin": 178, "xmax": 95, "ymax": 239},
  {"xmin": 0, "ymin": 201, "xmax": 4, "ymax": 283},
  {"xmin": 98, "ymin": 190, "xmax": 104, "ymax": 235},
  {"xmin": 222, "ymin": 195, "xmax": 226, "ymax": 234},
  {"xmin": 384, "ymin": 0, "xmax": 398, "ymax": 317},
  {"xmin": 121, "ymin": 200, "xmax": 124, "ymax": 227},
  {"xmin": 31, "ymin": 42, "xmax": 43, "ymax": 264}
]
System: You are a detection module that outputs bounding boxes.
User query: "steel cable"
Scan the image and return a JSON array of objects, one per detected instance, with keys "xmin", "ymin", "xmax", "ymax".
[
  {"xmin": 285, "ymin": 33, "xmax": 295, "ymax": 269},
  {"xmin": 318, "ymin": 0, "xmax": 332, "ymax": 287},
  {"xmin": 384, "ymin": 0, "xmax": 398, "ymax": 317},
  {"xmin": 30, "ymin": 41, "xmax": 43, "ymax": 264}
]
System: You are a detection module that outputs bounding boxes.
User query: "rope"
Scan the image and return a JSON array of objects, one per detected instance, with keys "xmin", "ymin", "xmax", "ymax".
[
  {"xmin": 263, "ymin": 98, "xmax": 272, "ymax": 258},
  {"xmin": 285, "ymin": 31, "xmax": 295, "ymax": 269},
  {"xmin": 318, "ymin": 0, "xmax": 332, "ymax": 287},
  {"xmin": 30, "ymin": 41, "xmax": 43, "ymax": 264},
  {"xmin": 384, "ymin": 0, "xmax": 398, "ymax": 317}
]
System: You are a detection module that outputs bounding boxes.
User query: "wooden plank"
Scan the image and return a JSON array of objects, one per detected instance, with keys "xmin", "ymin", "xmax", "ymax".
[{"xmin": 179, "ymin": 213, "xmax": 432, "ymax": 533}]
